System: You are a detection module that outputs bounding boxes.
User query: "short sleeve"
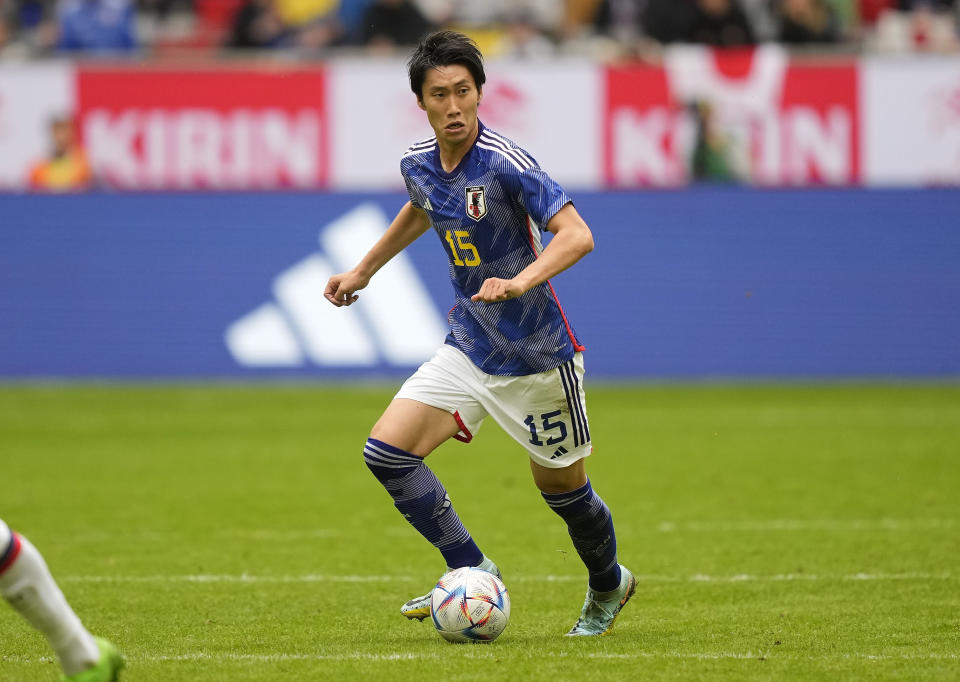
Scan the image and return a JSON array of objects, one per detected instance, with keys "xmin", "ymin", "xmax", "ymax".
[
  {"xmin": 401, "ymin": 159, "xmax": 424, "ymax": 210},
  {"xmin": 504, "ymin": 163, "xmax": 571, "ymax": 231}
]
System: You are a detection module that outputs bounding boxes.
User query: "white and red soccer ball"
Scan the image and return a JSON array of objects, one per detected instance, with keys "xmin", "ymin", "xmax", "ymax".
[{"xmin": 430, "ymin": 567, "xmax": 511, "ymax": 643}]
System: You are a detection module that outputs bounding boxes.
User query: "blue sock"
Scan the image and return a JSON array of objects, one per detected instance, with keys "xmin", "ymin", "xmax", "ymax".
[
  {"xmin": 363, "ymin": 438, "xmax": 483, "ymax": 569},
  {"xmin": 542, "ymin": 479, "xmax": 621, "ymax": 592}
]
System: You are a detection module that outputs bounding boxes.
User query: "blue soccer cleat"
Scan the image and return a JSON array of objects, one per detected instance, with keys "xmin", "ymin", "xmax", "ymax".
[{"xmin": 566, "ymin": 565, "xmax": 636, "ymax": 636}]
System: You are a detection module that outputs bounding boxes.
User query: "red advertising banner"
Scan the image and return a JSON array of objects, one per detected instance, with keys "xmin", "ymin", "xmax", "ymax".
[
  {"xmin": 76, "ymin": 67, "xmax": 328, "ymax": 189},
  {"xmin": 604, "ymin": 47, "xmax": 859, "ymax": 187}
]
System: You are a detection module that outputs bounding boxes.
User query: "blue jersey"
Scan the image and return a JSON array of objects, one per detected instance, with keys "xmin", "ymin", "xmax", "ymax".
[{"xmin": 401, "ymin": 121, "xmax": 584, "ymax": 376}]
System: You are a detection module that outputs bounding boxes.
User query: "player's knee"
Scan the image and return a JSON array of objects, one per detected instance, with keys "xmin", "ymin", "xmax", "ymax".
[
  {"xmin": 363, "ymin": 437, "xmax": 422, "ymax": 481},
  {"xmin": 531, "ymin": 458, "xmax": 588, "ymax": 495}
]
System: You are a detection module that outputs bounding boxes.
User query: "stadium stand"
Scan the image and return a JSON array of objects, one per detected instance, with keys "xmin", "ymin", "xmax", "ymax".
[{"xmin": 0, "ymin": 0, "xmax": 957, "ymax": 57}]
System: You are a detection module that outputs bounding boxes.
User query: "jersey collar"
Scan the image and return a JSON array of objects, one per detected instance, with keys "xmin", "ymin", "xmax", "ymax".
[{"xmin": 434, "ymin": 120, "xmax": 485, "ymax": 181}]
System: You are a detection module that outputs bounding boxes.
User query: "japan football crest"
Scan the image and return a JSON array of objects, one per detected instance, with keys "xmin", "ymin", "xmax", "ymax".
[{"xmin": 465, "ymin": 186, "xmax": 487, "ymax": 221}]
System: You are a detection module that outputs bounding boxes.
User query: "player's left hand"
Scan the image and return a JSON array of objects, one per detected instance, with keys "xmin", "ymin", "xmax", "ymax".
[{"xmin": 471, "ymin": 277, "xmax": 526, "ymax": 303}]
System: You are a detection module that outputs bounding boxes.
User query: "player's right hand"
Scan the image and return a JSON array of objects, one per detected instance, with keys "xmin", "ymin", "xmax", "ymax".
[{"xmin": 324, "ymin": 272, "xmax": 366, "ymax": 307}]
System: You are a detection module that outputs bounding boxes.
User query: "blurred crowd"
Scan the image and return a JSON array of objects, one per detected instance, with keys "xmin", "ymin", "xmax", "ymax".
[{"xmin": 1, "ymin": 0, "xmax": 958, "ymax": 59}]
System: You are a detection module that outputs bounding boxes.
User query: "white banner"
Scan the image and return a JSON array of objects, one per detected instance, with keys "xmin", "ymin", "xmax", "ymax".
[
  {"xmin": 327, "ymin": 57, "xmax": 601, "ymax": 190},
  {"xmin": 0, "ymin": 63, "xmax": 74, "ymax": 189},
  {"xmin": 3, "ymin": 58, "xmax": 960, "ymax": 190},
  {"xmin": 863, "ymin": 57, "xmax": 960, "ymax": 185}
]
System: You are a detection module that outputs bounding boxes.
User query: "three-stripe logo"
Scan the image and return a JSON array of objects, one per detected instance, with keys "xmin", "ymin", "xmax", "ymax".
[{"xmin": 224, "ymin": 203, "xmax": 447, "ymax": 369}]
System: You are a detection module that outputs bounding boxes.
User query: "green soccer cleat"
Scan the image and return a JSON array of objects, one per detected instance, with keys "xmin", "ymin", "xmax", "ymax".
[
  {"xmin": 401, "ymin": 556, "xmax": 501, "ymax": 621},
  {"xmin": 565, "ymin": 565, "xmax": 636, "ymax": 637},
  {"xmin": 63, "ymin": 637, "xmax": 123, "ymax": 682}
]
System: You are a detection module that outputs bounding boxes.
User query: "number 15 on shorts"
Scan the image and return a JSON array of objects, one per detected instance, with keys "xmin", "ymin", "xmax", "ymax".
[{"xmin": 524, "ymin": 410, "xmax": 567, "ymax": 446}]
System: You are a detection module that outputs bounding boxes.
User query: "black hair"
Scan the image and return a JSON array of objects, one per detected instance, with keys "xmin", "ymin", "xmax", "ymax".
[{"xmin": 407, "ymin": 31, "xmax": 486, "ymax": 100}]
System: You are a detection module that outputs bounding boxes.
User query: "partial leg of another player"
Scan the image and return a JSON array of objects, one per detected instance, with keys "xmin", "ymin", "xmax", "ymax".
[
  {"xmin": 531, "ymin": 459, "xmax": 636, "ymax": 636},
  {"xmin": 0, "ymin": 519, "xmax": 123, "ymax": 681},
  {"xmin": 362, "ymin": 399, "xmax": 500, "ymax": 620}
]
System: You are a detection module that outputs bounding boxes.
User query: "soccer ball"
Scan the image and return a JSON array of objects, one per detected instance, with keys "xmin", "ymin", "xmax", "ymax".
[{"xmin": 430, "ymin": 566, "xmax": 510, "ymax": 643}]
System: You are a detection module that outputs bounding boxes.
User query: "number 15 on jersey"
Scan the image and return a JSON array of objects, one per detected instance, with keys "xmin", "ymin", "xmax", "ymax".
[{"xmin": 445, "ymin": 230, "xmax": 481, "ymax": 267}]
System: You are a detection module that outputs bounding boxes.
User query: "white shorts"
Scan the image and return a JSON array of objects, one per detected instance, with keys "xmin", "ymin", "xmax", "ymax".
[{"xmin": 394, "ymin": 344, "xmax": 592, "ymax": 468}]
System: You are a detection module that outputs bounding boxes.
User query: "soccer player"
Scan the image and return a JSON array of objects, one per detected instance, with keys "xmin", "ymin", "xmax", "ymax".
[
  {"xmin": 1, "ymin": 519, "xmax": 123, "ymax": 681},
  {"xmin": 324, "ymin": 30, "xmax": 635, "ymax": 636}
]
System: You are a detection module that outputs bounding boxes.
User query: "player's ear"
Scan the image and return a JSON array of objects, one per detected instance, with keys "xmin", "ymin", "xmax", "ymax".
[{"xmin": 416, "ymin": 96, "xmax": 426, "ymax": 111}]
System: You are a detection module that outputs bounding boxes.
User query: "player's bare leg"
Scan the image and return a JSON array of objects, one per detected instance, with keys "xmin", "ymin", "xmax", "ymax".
[
  {"xmin": 531, "ymin": 459, "xmax": 636, "ymax": 636},
  {"xmin": 529, "ymin": 458, "xmax": 587, "ymax": 494},
  {"xmin": 369, "ymin": 398, "xmax": 461, "ymax": 457},
  {"xmin": 364, "ymin": 399, "xmax": 500, "ymax": 621}
]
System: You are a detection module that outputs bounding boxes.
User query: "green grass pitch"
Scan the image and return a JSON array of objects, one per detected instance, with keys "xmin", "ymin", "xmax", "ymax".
[{"xmin": 1, "ymin": 383, "xmax": 958, "ymax": 681}]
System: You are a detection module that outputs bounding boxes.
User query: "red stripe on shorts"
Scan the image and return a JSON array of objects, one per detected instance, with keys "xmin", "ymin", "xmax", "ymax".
[
  {"xmin": 452, "ymin": 411, "xmax": 473, "ymax": 443},
  {"xmin": 0, "ymin": 532, "xmax": 23, "ymax": 574}
]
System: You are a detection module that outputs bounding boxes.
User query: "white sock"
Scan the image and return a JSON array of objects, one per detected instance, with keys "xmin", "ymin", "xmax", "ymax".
[{"xmin": 0, "ymin": 531, "xmax": 100, "ymax": 676}]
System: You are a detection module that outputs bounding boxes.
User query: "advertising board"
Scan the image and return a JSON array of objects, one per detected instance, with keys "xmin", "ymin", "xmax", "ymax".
[
  {"xmin": 76, "ymin": 67, "xmax": 328, "ymax": 189},
  {"xmin": 2, "ymin": 190, "xmax": 957, "ymax": 378}
]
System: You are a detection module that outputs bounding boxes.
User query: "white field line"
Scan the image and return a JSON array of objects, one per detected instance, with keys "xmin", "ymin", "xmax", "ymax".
[
  {"xmin": 128, "ymin": 651, "xmax": 960, "ymax": 663},
  {"xmin": 62, "ymin": 574, "xmax": 417, "ymax": 584},
  {"xmin": 5, "ymin": 651, "xmax": 959, "ymax": 665},
  {"xmin": 60, "ymin": 572, "xmax": 955, "ymax": 585},
  {"xmin": 54, "ymin": 519, "xmax": 957, "ymax": 545},
  {"xmin": 46, "ymin": 519, "xmax": 960, "ymax": 545},
  {"xmin": 655, "ymin": 519, "xmax": 956, "ymax": 532}
]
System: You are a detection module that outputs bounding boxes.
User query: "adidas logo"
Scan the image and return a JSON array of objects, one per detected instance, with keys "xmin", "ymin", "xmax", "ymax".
[{"xmin": 224, "ymin": 203, "xmax": 447, "ymax": 368}]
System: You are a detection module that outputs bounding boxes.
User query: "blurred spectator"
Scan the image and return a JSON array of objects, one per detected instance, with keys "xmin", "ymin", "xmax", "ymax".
[
  {"xmin": 871, "ymin": 0, "xmax": 959, "ymax": 50},
  {"xmin": 777, "ymin": 0, "xmax": 842, "ymax": 42},
  {"xmin": 57, "ymin": 0, "xmax": 138, "ymax": 52},
  {"xmin": 0, "ymin": 10, "xmax": 13, "ymax": 52},
  {"xmin": 227, "ymin": 0, "xmax": 287, "ymax": 47},
  {"xmin": 2, "ymin": 0, "xmax": 955, "ymax": 56},
  {"xmin": 689, "ymin": 100, "xmax": 740, "ymax": 182},
  {"xmin": 277, "ymin": 0, "xmax": 339, "ymax": 49},
  {"xmin": 293, "ymin": 16, "xmax": 339, "ymax": 49},
  {"xmin": 501, "ymin": 8, "xmax": 556, "ymax": 58},
  {"xmin": 443, "ymin": 0, "xmax": 561, "ymax": 32},
  {"xmin": 409, "ymin": 0, "xmax": 452, "ymax": 26},
  {"xmin": 431, "ymin": 0, "xmax": 562, "ymax": 57},
  {"xmin": 896, "ymin": 0, "xmax": 954, "ymax": 12},
  {"xmin": 139, "ymin": 0, "xmax": 192, "ymax": 24},
  {"xmin": 588, "ymin": 0, "xmax": 772, "ymax": 46},
  {"xmin": 589, "ymin": 0, "xmax": 646, "ymax": 44},
  {"xmin": 226, "ymin": 0, "xmax": 340, "ymax": 49},
  {"xmin": 642, "ymin": 0, "xmax": 701, "ymax": 43},
  {"xmin": 687, "ymin": 0, "xmax": 756, "ymax": 45},
  {"xmin": 272, "ymin": 0, "xmax": 335, "ymax": 27},
  {"xmin": 740, "ymin": 0, "xmax": 779, "ymax": 40},
  {"xmin": 28, "ymin": 116, "xmax": 93, "ymax": 192},
  {"xmin": 336, "ymin": 0, "xmax": 374, "ymax": 43},
  {"xmin": 1, "ymin": 0, "xmax": 60, "ymax": 54},
  {"xmin": 859, "ymin": 0, "xmax": 895, "ymax": 24},
  {"xmin": 641, "ymin": 0, "xmax": 757, "ymax": 45},
  {"xmin": 361, "ymin": 0, "xmax": 433, "ymax": 51},
  {"xmin": 567, "ymin": 0, "xmax": 603, "ymax": 20}
]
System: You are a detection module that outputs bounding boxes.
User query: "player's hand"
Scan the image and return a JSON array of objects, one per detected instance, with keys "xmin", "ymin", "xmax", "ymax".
[
  {"xmin": 471, "ymin": 277, "xmax": 526, "ymax": 303},
  {"xmin": 324, "ymin": 271, "xmax": 368, "ymax": 307}
]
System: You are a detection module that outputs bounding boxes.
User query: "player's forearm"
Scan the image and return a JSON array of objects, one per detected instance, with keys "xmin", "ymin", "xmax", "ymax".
[
  {"xmin": 355, "ymin": 202, "xmax": 431, "ymax": 279},
  {"xmin": 514, "ymin": 219, "xmax": 594, "ymax": 292}
]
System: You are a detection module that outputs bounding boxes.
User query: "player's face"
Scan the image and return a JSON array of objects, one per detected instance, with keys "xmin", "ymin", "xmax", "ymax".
[{"xmin": 418, "ymin": 65, "xmax": 481, "ymax": 149}]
